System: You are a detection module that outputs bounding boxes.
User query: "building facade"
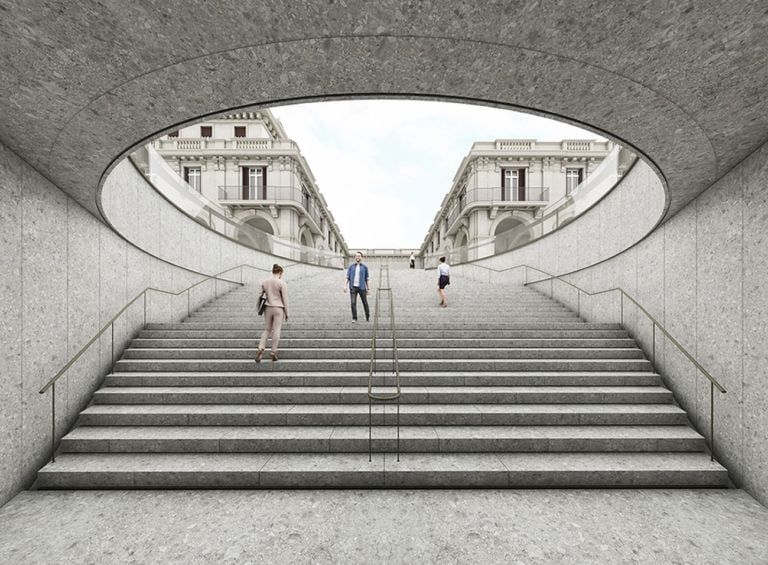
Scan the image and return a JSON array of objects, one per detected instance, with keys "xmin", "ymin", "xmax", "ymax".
[
  {"xmin": 419, "ymin": 139, "xmax": 632, "ymax": 263},
  {"xmin": 152, "ymin": 110, "xmax": 349, "ymax": 258}
]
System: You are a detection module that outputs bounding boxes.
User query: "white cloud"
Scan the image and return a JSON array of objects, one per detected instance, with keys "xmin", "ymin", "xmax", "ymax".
[{"xmin": 271, "ymin": 100, "xmax": 604, "ymax": 248}]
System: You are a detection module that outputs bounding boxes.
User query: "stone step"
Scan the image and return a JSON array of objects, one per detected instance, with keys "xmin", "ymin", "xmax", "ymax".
[
  {"xmin": 103, "ymin": 370, "xmax": 663, "ymax": 387},
  {"xmin": 139, "ymin": 328, "xmax": 631, "ymax": 339},
  {"xmin": 92, "ymin": 385, "xmax": 674, "ymax": 405},
  {"xmin": 58, "ymin": 425, "xmax": 706, "ymax": 454},
  {"xmin": 130, "ymin": 337, "xmax": 638, "ymax": 349},
  {"xmin": 77, "ymin": 404, "xmax": 689, "ymax": 427},
  {"xmin": 121, "ymin": 347, "xmax": 646, "ymax": 361},
  {"xmin": 113, "ymin": 358, "xmax": 654, "ymax": 372},
  {"xmin": 36, "ymin": 452, "xmax": 728, "ymax": 489},
  {"xmin": 153, "ymin": 322, "xmax": 622, "ymax": 330}
]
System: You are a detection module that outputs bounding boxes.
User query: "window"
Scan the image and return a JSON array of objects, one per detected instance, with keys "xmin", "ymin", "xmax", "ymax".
[
  {"xmin": 302, "ymin": 189, "xmax": 311, "ymax": 211},
  {"xmin": 241, "ymin": 167, "xmax": 266, "ymax": 199},
  {"xmin": 458, "ymin": 188, "xmax": 466, "ymax": 211},
  {"xmin": 167, "ymin": 130, "xmax": 179, "ymax": 138},
  {"xmin": 328, "ymin": 231, "xmax": 332, "ymax": 246},
  {"xmin": 200, "ymin": 126, "xmax": 212, "ymax": 138},
  {"xmin": 566, "ymin": 168, "xmax": 584, "ymax": 195},
  {"xmin": 437, "ymin": 230, "xmax": 441, "ymax": 246},
  {"xmin": 502, "ymin": 168, "xmax": 527, "ymax": 201},
  {"xmin": 184, "ymin": 167, "xmax": 201, "ymax": 192},
  {"xmin": 234, "ymin": 126, "xmax": 246, "ymax": 138}
]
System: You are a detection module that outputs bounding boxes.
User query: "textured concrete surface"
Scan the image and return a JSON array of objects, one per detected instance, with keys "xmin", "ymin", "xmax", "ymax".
[
  {"xmin": 471, "ymin": 140, "xmax": 768, "ymax": 507},
  {"xmin": 0, "ymin": 2, "xmax": 767, "ymax": 222},
  {"xmin": 0, "ymin": 489, "xmax": 766, "ymax": 564},
  {"xmin": 0, "ymin": 139, "xmax": 332, "ymax": 507}
]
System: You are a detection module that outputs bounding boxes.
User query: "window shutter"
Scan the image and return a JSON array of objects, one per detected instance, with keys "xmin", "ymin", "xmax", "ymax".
[
  {"xmin": 262, "ymin": 168, "xmax": 267, "ymax": 199},
  {"xmin": 578, "ymin": 169, "xmax": 584, "ymax": 184},
  {"xmin": 501, "ymin": 169, "xmax": 506, "ymax": 200},
  {"xmin": 241, "ymin": 167, "xmax": 248, "ymax": 200},
  {"xmin": 183, "ymin": 168, "xmax": 190, "ymax": 183}
]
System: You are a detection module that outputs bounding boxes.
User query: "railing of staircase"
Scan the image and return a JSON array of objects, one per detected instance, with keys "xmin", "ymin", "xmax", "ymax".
[
  {"xmin": 368, "ymin": 264, "xmax": 401, "ymax": 462},
  {"xmin": 461, "ymin": 262, "xmax": 726, "ymax": 462},
  {"xmin": 38, "ymin": 263, "xmax": 273, "ymax": 465}
]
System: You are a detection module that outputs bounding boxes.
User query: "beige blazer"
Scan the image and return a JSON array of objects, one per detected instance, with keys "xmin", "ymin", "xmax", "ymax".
[{"xmin": 261, "ymin": 276, "xmax": 288, "ymax": 317}]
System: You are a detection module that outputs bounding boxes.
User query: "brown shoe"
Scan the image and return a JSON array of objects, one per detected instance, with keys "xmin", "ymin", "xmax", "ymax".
[
  {"xmin": 270, "ymin": 351, "xmax": 278, "ymax": 362},
  {"xmin": 255, "ymin": 348, "xmax": 264, "ymax": 363}
]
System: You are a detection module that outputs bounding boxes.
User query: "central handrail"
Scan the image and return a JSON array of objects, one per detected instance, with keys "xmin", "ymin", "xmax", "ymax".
[
  {"xmin": 515, "ymin": 264, "xmax": 725, "ymax": 462},
  {"xmin": 38, "ymin": 263, "xmax": 272, "ymax": 464},
  {"xmin": 367, "ymin": 264, "xmax": 401, "ymax": 462}
]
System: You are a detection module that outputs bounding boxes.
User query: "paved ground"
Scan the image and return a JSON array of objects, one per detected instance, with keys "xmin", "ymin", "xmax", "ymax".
[{"xmin": 0, "ymin": 489, "xmax": 766, "ymax": 564}]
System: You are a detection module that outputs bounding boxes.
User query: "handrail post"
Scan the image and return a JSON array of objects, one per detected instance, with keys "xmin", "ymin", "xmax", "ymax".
[
  {"xmin": 143, "ymin": 291, "xmax": 147, "ymax": 326},
  {"xmin": 51, "ymin": 382, "xmax": 56, "ymax": 464},
  {"xmin": 187, "ymin": 288, "xmax": 191, "ymax": 318},
  {"xmin": 710, "ymin": 381, "xmax": 715, "ymax": 462},
  {"xmin": 620, "ymin": 292, "xmax": 624, "ymax": 326},
  {"xmin": 652, "ymin": 322, "xmax": 656, "ymax": 367},
  {"xmin": 577, "ymin": 288, "xmax": 581, "ymax": 317},
  {"xmin": 111, "ymin": 322, "xmax": 115, "ymax": 365}
]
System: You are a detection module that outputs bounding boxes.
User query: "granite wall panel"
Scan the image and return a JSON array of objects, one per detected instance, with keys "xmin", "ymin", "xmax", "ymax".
[
  {"xmin": 661, "ymin": 204, "xmax": 700, "ymax": 422},
  {"xmin": 0, "ymin": 144, "xmax": 23, "ymax": 503},
  {"xmin": 739, "ymin": 144, "xmax": 768, "ymax": 503},
  {"xmin": 696, "ymin": 174, "xmax": 744, "ymax": 483},
  {"xmin": 98, "ymin": 224, "xmax": 128, "ymax": 375},
  {"xmin": 20, "ymin": 166, "xmax": 69, "ymax": 484},
  {"xmin": 65, "ymin": 199, "xmax": 101, "ymax": 428}
]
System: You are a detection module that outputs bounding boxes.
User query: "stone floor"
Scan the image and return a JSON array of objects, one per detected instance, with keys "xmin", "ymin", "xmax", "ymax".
[{"xmin": 0, "ymin": 489, "xmax": 766, "ymax": 564}]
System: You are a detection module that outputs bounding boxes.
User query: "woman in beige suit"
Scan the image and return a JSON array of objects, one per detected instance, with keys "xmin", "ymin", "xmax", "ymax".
[{"xmin": 256, "ymin": 264, "xmax": 289, "ymax": 362}]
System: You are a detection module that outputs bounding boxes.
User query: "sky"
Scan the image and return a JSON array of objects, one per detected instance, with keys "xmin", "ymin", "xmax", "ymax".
[{"xmin": 270, "ymin": 100, "xmax": 604, "ymax": 249}]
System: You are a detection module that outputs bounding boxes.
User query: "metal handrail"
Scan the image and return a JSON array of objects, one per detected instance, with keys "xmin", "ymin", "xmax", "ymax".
[
  {"xmin": 367, "ymin": 264, "xmax": 401, "ymax": 462},
  {"xmin": 517, "ymin": 264, "xmax": 725, "ymax": 462},
  {"xmin": 38, "ymin": 263, "xmax": 272, "ymax": 464}
]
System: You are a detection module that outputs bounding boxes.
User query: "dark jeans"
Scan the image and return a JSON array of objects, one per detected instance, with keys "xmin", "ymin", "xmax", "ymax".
[{"xmin": 350, "ymin": 286, "xmax": 370, "ymax": 320}]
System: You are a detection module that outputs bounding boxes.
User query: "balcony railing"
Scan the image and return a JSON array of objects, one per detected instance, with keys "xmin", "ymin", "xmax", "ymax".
[
  {"xmin": 444, "ymin": 186, "xmax": 549, "ymax": 231},
  {"xmin": 131, "ymin": 145, "xmax": 347, "ymax": 268},
  {"xmin": 218, "ymin": 185, "xmax": 324, "ymax": 227},
  {"xmin": 153, "ymin": 137, "xmax": 301, "ymax": 152}
]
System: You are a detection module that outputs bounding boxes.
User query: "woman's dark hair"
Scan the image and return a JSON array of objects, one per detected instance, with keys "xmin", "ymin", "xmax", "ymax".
[
  {"xmin": 272, "ymin": 264, "xmax": 283, "ymax": 274},
  {"xmin": 439, "ymin": 256, "xmax": 446, "ymax": 263}
]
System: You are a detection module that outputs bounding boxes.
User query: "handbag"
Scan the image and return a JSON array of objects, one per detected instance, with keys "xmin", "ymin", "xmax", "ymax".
[{"xmin": 257, "ymin": 291, "xmax": 267, "ymax": 316}]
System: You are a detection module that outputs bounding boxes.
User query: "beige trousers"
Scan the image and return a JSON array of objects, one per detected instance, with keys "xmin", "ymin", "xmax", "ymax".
[{"xmin": 259, "ymin": 307, "xmax": 285, "ymax": 352}]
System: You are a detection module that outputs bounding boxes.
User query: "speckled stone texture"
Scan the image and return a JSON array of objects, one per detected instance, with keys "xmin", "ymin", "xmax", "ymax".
[
  {"xmin": 0, "ymin": 489, "xmax": 766, "ymax": 564},
  {"xmin": 0, "ymin": 2, "xmax": 767, "ymax": 221},
  {"xmin": 469, "ymin": 140, "xmax": 768, "ymax": 507},
  {"xmin": 0, "ymin": 139, "xmax": 335, "ymax": 507}
]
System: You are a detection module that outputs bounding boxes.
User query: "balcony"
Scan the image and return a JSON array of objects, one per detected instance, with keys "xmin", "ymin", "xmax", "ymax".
[
  {"xmin": 218, "ymin": 184, "xmax": 325, "ymax": 232},
  {"xmin": 153, "ymin": 137, "xmax": 300, "ymax": 153},
  {"xmin": 444, "ymin": 186, "xmax": 549, "ymax": 235}
]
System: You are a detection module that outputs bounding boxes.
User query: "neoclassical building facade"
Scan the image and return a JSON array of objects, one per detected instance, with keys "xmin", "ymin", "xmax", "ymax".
[
  {"xmin": 151, "ymin": 110, "xmax": 349, "ymax": 257},
  {"xmin": 419, "ymin": 139, "xmax": 632, "ymax": 262}
]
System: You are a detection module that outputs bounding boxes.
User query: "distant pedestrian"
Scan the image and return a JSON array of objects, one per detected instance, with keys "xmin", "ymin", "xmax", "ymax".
[
  {"xmin": 344, "ymin": 251, "xmax": 370, "ymax": 322},
  {"xmin": 409, "ymin": 252, "xmax": 416, "ymax": 269},
  {"xmin": 256, "ymin": 264, "xmax": 288, "ymax": 362},
  {"xmin": 437, "ymin": 256, "xmax": 450, "ymax": 307}
]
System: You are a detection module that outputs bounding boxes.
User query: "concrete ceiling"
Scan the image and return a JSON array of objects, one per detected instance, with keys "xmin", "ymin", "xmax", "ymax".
[{"xmin": 1, "ymin": 1, "xmax": 767, "ymax": 222}]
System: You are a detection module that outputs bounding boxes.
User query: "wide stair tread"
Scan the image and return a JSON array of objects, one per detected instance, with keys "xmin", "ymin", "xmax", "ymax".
[{"xmin": 37, "ymin": 270, "xmax": 728, "ymax": 489}]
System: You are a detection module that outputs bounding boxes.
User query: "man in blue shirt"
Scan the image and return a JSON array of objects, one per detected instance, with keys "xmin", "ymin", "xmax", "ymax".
[{"xmin": 344, "ymin": 251, "xmax": 370, "ymax": 322}]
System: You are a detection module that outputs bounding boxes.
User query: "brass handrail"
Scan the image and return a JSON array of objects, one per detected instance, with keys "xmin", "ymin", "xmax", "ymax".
[
  {"xmin": 38, "ymin": 263, "xmax": 272, "ymax": 464},
  {"xmin": 367, "ymin": 264, "xmax": 401, "ymax": 462},
  {"xmin": 516, "ymin": 264, "xmax": 725, "ymax": 462}
]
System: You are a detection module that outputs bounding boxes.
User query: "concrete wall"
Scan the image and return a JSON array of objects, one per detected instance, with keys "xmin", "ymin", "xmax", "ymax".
[
  {"xmin": 0, "ymin": 143, "xmax": 332, "ymax": 507},
  {"xmin": 462, "ymin": 145, "xmax": 768, "ymax": 506}
]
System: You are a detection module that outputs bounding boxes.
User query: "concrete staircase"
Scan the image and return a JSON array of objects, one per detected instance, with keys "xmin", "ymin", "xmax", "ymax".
[{"xmin": 37, "ymin": 268, "xmax": 728, "ymax": 488}]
